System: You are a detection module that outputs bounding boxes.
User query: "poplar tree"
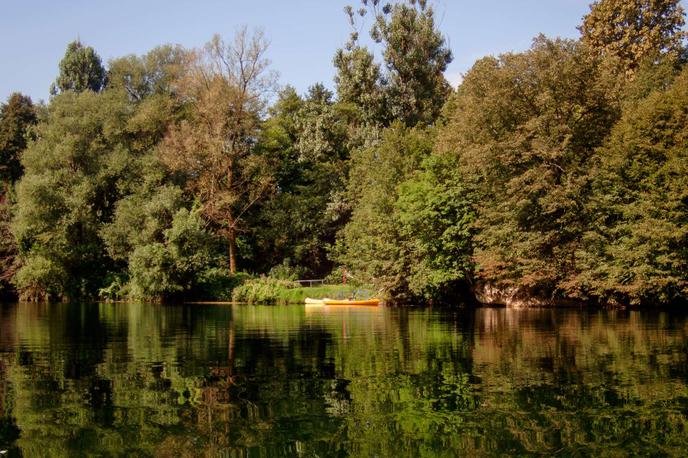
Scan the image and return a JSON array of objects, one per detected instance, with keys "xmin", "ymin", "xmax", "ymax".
[{"xmin": 335, "ymin": 0, "xmax": 453, "ymax": 126}]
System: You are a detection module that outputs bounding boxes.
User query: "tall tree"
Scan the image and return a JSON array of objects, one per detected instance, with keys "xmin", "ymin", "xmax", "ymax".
[
  {"xmin": 13, "ymin": 91, "xmax": 132, "ymax": 300},
  {"xmin": 334, "ymin": 124, "xmax": 432, "ymax": 300},
  {"xmin": 12, "ymin": 49, "xmax": 182, "ymax": 301},
  {"xmin": 371, "ymin": 0, "xmax": 453, "ymax": 126},
  {"xmin": 579, "ymin": 66, "xmax": 688, "ymax": 305},
  {"xmin": 396, "ymin": 155, "xmax": 474, "ymax": 301},
  {"xmin": 158, "ymin": 29, "xmax": 276, "ymax": 274},
  {"xmin": 333, "ymin": 45, "xmax": 384, "ymax": 125},
  {"xmin": 0, "ymin": 93, "xmax": 37, "ymax": 299},
  {"xmin": 249, "ymin": 84, "xmax": 353, "ymax": 277},
  {"xmin": 337, "ymin": 0, "xmax": 453, "ymax": 127},
  {"xmin": 50, "ymin": 40, "xmax": 106, "ymax": 94},
  {"xmin": 333, "ymin": 0, "xmax": 456, "ymax": 299},
  {"xmin": 580, "ymin": 0, "xmax": 687, "ymax": 75},
  {"xmin": 439, "ymin": 37, "xmax": 620, "ymax": 299},
  {"xmin": 335, "ymin": 124, "xmax": 474, "ymax": 302}
]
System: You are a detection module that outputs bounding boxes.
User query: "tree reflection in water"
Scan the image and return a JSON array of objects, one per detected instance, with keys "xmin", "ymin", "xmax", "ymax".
[{"xmin": 0, "ymin": 303, "xmax": 687, "ymax": 456}]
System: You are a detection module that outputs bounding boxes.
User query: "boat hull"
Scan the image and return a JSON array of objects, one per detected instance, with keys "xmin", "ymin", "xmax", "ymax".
[
  {"xmin": 322, "ymin": 299, "xmax": 381, "ymax": 306},
  {"xmin": 304, "ymin": 297, "xmax": 331, "ymax": 305}
]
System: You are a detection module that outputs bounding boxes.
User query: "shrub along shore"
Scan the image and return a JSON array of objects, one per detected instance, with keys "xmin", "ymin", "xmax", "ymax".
[
  {"xmin": 0, "ymin": 0, "xmax": 686, "ymax": 307},
  {"xmin": 231, "ymin": 279, "xmax": 364, "ymax": 305}
]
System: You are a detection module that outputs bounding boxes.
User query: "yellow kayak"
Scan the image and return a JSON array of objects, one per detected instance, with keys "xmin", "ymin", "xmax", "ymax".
[{"xmin": 322, "ymin": 298, "xmax": 381, "ymax": 306}]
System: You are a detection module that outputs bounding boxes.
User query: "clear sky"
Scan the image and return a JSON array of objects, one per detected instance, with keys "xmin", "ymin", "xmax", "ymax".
[{"xmin": 1, "ymin": 0, "xmax": 684, "ymax": 104}]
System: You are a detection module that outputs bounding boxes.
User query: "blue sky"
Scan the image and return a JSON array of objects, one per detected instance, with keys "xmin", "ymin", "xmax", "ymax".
[{"xmin": 1, "ymin": 0, "xmax": 684, "ymax": 103}]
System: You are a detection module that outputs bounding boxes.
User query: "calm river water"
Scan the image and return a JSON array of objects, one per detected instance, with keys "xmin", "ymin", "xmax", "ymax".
[{"xmin": 0, "ymin": 303, "xmax": 687, "ymax": 456}]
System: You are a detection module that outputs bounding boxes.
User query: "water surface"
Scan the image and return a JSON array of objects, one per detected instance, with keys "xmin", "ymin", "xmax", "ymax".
[{"xmin": 0, "ymin": 303, "xmax": 687, "ymax": 456}]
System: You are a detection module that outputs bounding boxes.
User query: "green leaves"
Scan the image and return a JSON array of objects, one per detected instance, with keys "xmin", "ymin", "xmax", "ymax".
[
  {"xmin": 396, "ymin": 156, "xmax": 474, "ymax": 299},
  {"xmin": 335, "ymin": 124, "xmax": 473, "ymax": 302},
  {"xmin": 579, "ymin": 66, "xmax": 688, "ymax": 304},
  {"xmin": 0, "ymin": 93, "xmax": 37, "ymax": 184},
  {"xmin": 336, "ymin": 0, "xmax": 452, "ymax": 127},
  {"xmin": 12, "ymin": 91, "xmax": 133, "ymax": 299},
  {"xmin": 51, "ymin": 40, "xmax": 106, "ymax": 95},
  {"xmin": 127, "ymin": 207, "xmax": 213, "ymax": 298},
  {"xmin": 12, "ymin": 63, "xmax": 187, "ymax": 301},
  {"xmin": 439, "ymin": 37, "xmax": 621, "ymax": 298}
]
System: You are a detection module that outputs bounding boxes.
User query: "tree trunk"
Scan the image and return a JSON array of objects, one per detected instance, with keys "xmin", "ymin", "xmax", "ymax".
[{"xmin": 228, "ymin": 230, "xmax": 237, "ymax": 274}]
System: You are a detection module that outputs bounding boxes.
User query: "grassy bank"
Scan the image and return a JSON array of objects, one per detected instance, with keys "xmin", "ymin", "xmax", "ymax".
[{"xmin": 232, "ymin": 277, "xmax": 372, "ymax": 304}]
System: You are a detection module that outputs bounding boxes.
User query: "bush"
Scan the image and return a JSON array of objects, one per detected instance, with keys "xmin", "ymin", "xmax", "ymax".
[
  {"xmin": 98, "ymin": 273, "xmax": 130, "ymax": 301},
  {"xmin": 14, "ymin": 254, "xmax": 67, "ymax": 302},
  {"xmin": 192, "ymin": 269, "xmax": 253, "ymax": 301},
  {"xmin": 232, "ymin": 275, "xmax": 367, "ymax": 304},
  {"xmin": 232, "ymin": 276, "xmax": 300, "ymax": 303}
]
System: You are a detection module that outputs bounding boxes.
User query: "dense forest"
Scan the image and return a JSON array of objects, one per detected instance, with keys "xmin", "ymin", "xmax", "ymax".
[{"xmin": 0, "ymin": 0, "xmax": 686, "ymax": 306}]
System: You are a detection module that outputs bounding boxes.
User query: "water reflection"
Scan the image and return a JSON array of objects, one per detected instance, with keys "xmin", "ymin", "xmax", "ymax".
[{"xmin": 0, "ymin": 303, "xmax": 687, "ymax": 456}]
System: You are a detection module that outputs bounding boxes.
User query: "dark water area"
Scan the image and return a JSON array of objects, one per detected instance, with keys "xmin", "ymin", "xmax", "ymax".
[{"xmin": 0, "ymin": 303, "xmax": 687, "ymax": 457}]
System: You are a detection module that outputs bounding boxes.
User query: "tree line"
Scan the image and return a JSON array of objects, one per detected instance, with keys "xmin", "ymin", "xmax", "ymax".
[{"xmin": 0, "ymin": 0, "xmax": 686, "ymax": 306}]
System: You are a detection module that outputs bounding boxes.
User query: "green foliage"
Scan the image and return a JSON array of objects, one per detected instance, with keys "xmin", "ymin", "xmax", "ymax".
[
  {"xmin": 249, "ymin": 85, "xmax": 351, "ymax": 277},
  {"xmin": 50, "ymin": 40, "xmax": 106, "ymax": 94},
  {"xmin": 396, "ymin": 156, "xmax": 474, "ymax": 299},
  {"xmin": 578, "ymin": 66, "xmax": 688, "ymax": 305},
  {"xmin": 268, "ymin": 259, "xmax": 307, "ymax": 281},
  {"xmin": 0, "ymin": 93, "xmax": 37, "ymax": 299},
  {"xmin": 101, "ymin": 183, "xmax": 186, "ymax": 262},
  {"xmin": 336, "ymin": 126, "xmax": 474, "ymax": 301},
  {"xmin": 100, "ymin": 166, "xmax": 223, "ymax": 300},
  {"xmin": 372, "ymin": 0, "xmax": 453, "ymax": 126},
  {"xmin": 13, "ymin": 254, "xmax": 67, "ymax": 301},
  {"xmin": 13, "ymin": 70, "xmax": 181, "ymax": 301},
  {"xmin": 106, "ymin": 45, "xmax": 185, "ymax": 101},
  {"xmin": 12, "ymin": 90, "xmax": 134, "ymax": 300},
  {"xmin": 337, "ymin": 0, "xmax": 453, "ymax": 127},
  {"xmin": 333, "ymin": 46, "xmax": 384, "ymax": 124},
  {"xmin": 231, "ymin": 276, "xmax": 300, "ymax": 303},
  {"xmin": 328, "ymin": 2, "xmax": 467, "ymax": 302},
  {"xmin": 0, "ymin": 192, "xmax": 18, "ymax": 300},
  {"xmin": 232, "ymin": 277, "xmax": 358, "ymax": 304},
  {"xmin": 335, "ymin": 124, "xmax": 434, "ymax": 300},
  {"xmin": 191, "ymin": 268, "xmax": 252, "ymax": 301},
  {"xmin": 126, "ymin": 208, "xmax": 214, "ymax": 299},
  {"xmin": 440, "ymin": 37, "xmax": 620, "ymax": 297},
  {"xmin": 0, "ymin": 93, "xmax": 37, "ymax": 183}
]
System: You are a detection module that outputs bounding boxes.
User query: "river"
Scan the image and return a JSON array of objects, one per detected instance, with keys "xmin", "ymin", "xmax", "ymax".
[{"xmin": 0, "ymin": 303, "xmax": 687, "ymax": 456}]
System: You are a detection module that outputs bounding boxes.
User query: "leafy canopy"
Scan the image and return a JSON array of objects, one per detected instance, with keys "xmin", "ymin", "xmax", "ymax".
[{"xmin": 580, "ymin": 0, "xmax": 687, "ymax": 75}]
